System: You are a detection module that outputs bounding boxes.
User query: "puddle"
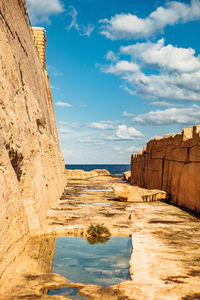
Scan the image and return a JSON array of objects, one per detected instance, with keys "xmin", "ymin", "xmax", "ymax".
[
  {"xmin": 48, "ymin": 236, "xmax": 132, "ymax": 297},
  {"xmin": 84, "ymin": 188, "xmax": 113, "ymax": 192},
  {"xmin": 79, "ymin": 202, "xmax": 112, "ymax": 207}
]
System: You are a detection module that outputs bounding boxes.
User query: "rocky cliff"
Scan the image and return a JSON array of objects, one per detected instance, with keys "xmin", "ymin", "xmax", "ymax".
[
  {"xmin": 0, "ymin": 0, "xmax": 65, "ymax": 278},
  {"xmin": 131, "ymin": 125, "xmax": 200, "ymax": 212}
]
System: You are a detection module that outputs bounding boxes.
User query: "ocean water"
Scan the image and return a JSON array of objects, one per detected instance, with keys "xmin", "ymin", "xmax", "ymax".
[{"xmin": 65, "ymin": 164, "xmax": 130, "ymax": 175}]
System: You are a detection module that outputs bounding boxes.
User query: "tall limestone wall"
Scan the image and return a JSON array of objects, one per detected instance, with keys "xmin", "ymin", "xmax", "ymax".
[
  {"xmin": 0, "ymin": 0, "xmax": 65, "ymax": 278},
  {"xmin": 131, "ymin": 125, "xmax": 200, "ymax": 212}
]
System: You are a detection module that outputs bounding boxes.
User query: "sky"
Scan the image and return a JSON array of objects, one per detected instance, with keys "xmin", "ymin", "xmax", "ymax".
[{"xmin": 26, "ymin": 0, "xmax": 200, "ymax": 164}]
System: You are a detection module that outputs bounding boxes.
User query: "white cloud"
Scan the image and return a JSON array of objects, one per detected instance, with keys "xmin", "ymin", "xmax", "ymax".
[
  {"xmin": 55, "ymin": 101, "xmax": 72, "ymax": 107},
  {"xmin": 114, "ymin": 145, "xmax": 142, "ymax": 155},
  {"xmin": 102, "ymin": 60, "xmax": 140, "ymax": 75},
  {"xmin": 121, "ymin": 38, "xmax": 200, "ymax": 73},
  {"xmin": 121, "ymin": 85, "xmax": 135, "ymax": 96},
  {"xmin": 105, "ymin": 50, "xmax": 118, "ymax": 62},
  {"xmin": 99, "ymin": 0, "xmax": 200, "ymax": 40},
  {"xmin": 132, "ymin": 104, "xmax": 200, "ymax": 125},
  {"xmin": 87, "ymin": 121, "xmax": 116, "ymax": 130},
  {"xmin": 58, "ymin": 128, "xmax": 71, "ymax": 134},
  {"xmin": 58, "ymin": 121, "xmax": 79, "ymax": 128},
  {"xmin": 129, "ymin": 72, "xmax": 200, "ymax": 101},
  {"xmin": 77, "ymin": 137, "xmax": 105, "ymax": 144},
  {"xmin": 66, "ymin": 6, "xmax": 94, "ymax": 37},
  {"xmin": 150, "ymin": 101, "xmax": 184, "ymax": 108},
  {"xmin": 106, "ymin": 124, "xmax": 143, "ymax": 140},
  {"xmin": 122, "ymin": 111, "xmax": 134, "ymax": 117},
  {"xmin": 26, "ymin": 0, "xmax": 64, "ymax": 24},
  {"xmin": 101, "ymin": 39, "xmax": 200, "ymax": 102}
]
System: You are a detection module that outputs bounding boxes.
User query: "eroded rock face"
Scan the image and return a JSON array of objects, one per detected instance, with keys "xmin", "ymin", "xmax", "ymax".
[
  {"xmin": 0, "ymin": 0, "xmax": 65, "ymax": 278},
  {"xmin": 131, "ymin": 125, "xmax": 200, "ymax": 212},
  {"xmin": 65, "ymin": 169, "xmax": 110, "ymax": 180},
  {"xmin": 112, "ymin": 183, "xmax": 167, "ymax": 202},
  {"xmin": 123, "ymin": 171, "xmax": 131, "ymax": 182}
]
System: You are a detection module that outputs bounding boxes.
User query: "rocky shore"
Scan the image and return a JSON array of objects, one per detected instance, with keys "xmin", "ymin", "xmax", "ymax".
[{"xmin": 0, "ymin": 172, "xmax": 200, "ymax": 299}]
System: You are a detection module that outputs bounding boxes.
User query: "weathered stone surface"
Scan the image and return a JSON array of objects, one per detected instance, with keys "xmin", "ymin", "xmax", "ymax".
[
  {"xmin": 65, "ymin": 169, "xmax": 110, "ymax": 180},
  {"xmin": 92, "ymin": 169, "xmax": 110, "ymax": 175},
  {"xmin": 1, "ymin": 176, "xmax": 200, "ymax": 299},
  {"xmin": 0, "ymin": 0, "xmax": 65, "ymax": 279},
  {"xmin": 131, "ymin": 125, "xmax": 200, "ymax": 212},
  {"xmin": 123, "ymin": 171, "xmax": 131, "ymax": 182},
  {"xmin": 112, "ymin": 183, "xmax": 167, "ymax": 202}
]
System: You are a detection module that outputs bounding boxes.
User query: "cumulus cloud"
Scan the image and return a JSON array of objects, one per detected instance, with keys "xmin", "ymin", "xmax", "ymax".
[
  {"xmin": 106, "ymin": 124, "xmax": 143, "ymax": 140},
  {"xmin": 132, "ymin": 104, "xmax": 200, "ymax": 125},
  {"xmin": 99, "ymin": 0, "xmax": 200, "ymax": 40},
  {"xmin": 87, "ymin": 121, "xmax": 116, "ymax": 130},
  {"xmin": 66, "ymin": 6, "xmax": 94, "ymax": 37},
  {"xmin": 102, "ymin": 60, "xmax": 140, "ymax": 75},
  {"xmin": 26, "ymin": 0, "xmax": 64, "ymax": 24},
  {"xmin": 122, "ymin": 111, "xmax": 134, "ymax": 117},
  {"xmin": 121, "ymin": 38, "xmax": 200, "ymax": 73},
  {"xmin": 101, "ymin": 39, "xmax": 200, "ymax": 102},
  {"xmin": 55, "ymin": 101, "xmax": 72, "ymax": 107}
]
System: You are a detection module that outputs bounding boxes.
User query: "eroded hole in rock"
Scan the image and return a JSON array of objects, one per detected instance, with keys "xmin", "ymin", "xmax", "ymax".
[
  {"xmin": 48, "ymin": 236, "xmax": 132, "ymax": 299},
  {"xmin": 6, "ymin": 145, "xmax": 23, "ymax": 181}
]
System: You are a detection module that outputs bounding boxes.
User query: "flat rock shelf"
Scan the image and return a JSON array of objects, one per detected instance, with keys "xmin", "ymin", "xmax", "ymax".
[{"xmin": 1, "ymin": 175, "xmax": 200, "ymax": 300}]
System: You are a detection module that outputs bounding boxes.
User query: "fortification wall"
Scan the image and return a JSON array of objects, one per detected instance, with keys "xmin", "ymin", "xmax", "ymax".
[
  {"xmin": 131, "ymin": 125, "xmax": 200, "ymax": 212},
  {"xmin": 0, "ymin": 0, "xmax": 65, "ymax": 278}
]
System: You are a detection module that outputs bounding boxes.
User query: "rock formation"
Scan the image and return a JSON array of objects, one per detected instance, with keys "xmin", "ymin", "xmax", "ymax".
[
  {"xmin": 0, "ymin": 0, "xmax": 65, "ymax": 278},
  {"xmin": 131, "ymin": 125, "xmax": 200, "ymax": 212},
  {"xmin": 112, "ymin": 183, "xmax": 167, "ymax": 202},
  {"xmin": 123, "ymin": 171, "xmax": 131, "ymax": 182},
  {"xmin": 65, "ymin": 169, "xmax": 110, "ymax": 180}
]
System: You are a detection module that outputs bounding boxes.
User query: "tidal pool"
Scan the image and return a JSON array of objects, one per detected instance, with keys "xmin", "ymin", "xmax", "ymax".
[{"xmin": 48, "ymin": 236, "xmax": 132, "ymax": 298}]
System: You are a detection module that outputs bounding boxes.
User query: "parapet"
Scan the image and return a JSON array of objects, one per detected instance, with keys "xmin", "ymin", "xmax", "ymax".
[{"xmin": 32, "ymin": 27, "xmax": 47, "ymax": 69}]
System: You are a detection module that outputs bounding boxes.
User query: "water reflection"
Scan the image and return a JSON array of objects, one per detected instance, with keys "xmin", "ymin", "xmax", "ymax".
[{"xmin": 50, "ymin": 236, "xmax": 132, "ymax": 287}]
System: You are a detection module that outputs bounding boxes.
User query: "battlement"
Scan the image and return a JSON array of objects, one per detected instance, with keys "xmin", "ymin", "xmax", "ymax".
[{"xmin": 32, "ymin": 27, "xmax": 47, "ymax": 69}]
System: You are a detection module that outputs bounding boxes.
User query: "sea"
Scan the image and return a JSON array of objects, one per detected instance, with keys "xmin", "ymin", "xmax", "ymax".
[{"xmin": 65, "ymin": 164, "xmax": 130, "ymax": 175}]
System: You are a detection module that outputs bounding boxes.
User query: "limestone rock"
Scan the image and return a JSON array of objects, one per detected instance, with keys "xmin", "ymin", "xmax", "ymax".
[
  {"xmin": 131, "ymin": 125, "xmax": 200, "ymax": 212},
  {"xmin": 92, "ymin": 169, "xmax": 110, "ymax": 176},
  {"xmin": 0, "ymin": 0, "xmax": 65, "ymax": 279},
  {"xmin": 65, "ymin": 169, "xmax": 98, "ymax": 179},
  {"xmin": 112, "ymin": 183, "xmax": 167, "ymax": 202},
  {"xmin": 123, "ymin": 171, "xmax": 131, "ymax": 182},
  {"xmin": 65, "ymin": 169, "xmax": 110, "ymax": 180}
]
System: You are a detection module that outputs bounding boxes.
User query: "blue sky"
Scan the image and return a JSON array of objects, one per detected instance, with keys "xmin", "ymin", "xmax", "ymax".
[{"xmin": 26, "ymin": 0, "xmax": 200, "ymax": 164}]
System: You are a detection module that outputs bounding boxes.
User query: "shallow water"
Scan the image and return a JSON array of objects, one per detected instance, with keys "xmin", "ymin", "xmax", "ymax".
[{"xmin": 48, "ymin": 236, "xmax": 132, "ymax": 298}]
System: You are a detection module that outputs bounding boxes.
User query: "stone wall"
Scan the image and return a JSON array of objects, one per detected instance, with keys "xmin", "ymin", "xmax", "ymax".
[
  {"xmin": 131, "ymin": 125, "xmax": 200, "ymax": 212},
  {"xmin": 0, "ymin": 0, "xmax": 65, "ymax": 278},
  {"xmin": 32, "ymin": 27, "xmax": 47, "ymax": 69}
]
